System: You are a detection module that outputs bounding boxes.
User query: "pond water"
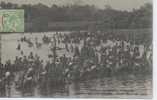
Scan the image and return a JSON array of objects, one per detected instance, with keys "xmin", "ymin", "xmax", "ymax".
[{"xmin": 1, "ymin": 32, "xmax": 73, "ymax": 64}]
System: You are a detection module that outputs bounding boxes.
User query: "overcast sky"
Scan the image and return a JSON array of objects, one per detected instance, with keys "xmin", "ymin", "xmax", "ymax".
[{"xmin": 0, "ymin": 0, "xmax": 152, "ymax": 11}]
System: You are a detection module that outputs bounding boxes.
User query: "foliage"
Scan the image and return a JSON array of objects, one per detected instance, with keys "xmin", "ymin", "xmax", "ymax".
[{"xmin": 0, "ymin": 2, "xmax": 152, "ymax": 31}]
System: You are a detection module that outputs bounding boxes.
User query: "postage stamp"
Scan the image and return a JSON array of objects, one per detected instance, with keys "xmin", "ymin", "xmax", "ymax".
[{"xmin": 0, "ymin": 10, "xmax": 24, "ymax": 32}]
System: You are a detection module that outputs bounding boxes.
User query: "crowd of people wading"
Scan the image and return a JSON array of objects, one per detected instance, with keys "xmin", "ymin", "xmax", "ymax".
[{"xmin": 0, "ymin": 31, "xmax": 152, "ymax": 96}]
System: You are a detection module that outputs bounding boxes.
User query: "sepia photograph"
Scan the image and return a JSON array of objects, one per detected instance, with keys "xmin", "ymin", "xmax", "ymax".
[{"xmin": 0, "ymin": 0, "xmax": 153, "ymax": 98}]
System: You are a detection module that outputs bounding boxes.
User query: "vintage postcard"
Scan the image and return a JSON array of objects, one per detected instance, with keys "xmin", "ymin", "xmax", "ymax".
[{"xmin": 0, "ymin": 0, "xmax": 153, "ymax": 98}]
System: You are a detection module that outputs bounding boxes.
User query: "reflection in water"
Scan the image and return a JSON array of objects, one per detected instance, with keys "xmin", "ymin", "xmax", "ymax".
[{"xmin": 8, "ymin": 76, "xmax": 152, "ymax": 98}]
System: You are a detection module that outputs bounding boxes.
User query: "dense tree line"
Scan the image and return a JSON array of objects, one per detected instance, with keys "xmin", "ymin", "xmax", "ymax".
[{"xmin": 0, "ymin": 2, "xmax": 152, "ymax": 31}]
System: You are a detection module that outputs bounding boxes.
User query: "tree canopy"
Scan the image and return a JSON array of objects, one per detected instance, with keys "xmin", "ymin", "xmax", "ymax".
[{"xmin": 0, "ymin": 2, "xmax": 152, "ymax": 31}]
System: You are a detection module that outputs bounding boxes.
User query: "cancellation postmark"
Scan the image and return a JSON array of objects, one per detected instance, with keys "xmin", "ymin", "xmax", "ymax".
[{"xmin": 0, "ymin": 10, "xmax": 24, "ymax": 32}]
